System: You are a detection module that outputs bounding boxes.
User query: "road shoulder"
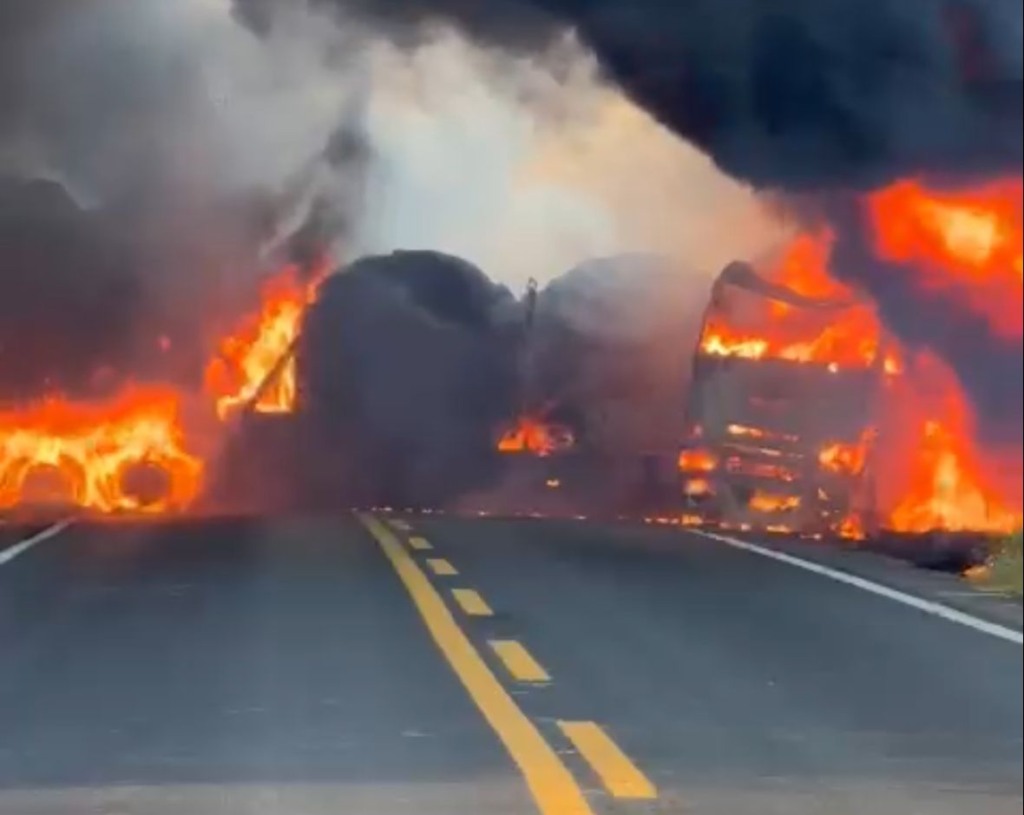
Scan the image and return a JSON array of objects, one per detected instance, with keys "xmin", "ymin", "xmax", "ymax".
[{"xmin": 703, "ymin": 530, "xmax": 1023, "ymax": 634}]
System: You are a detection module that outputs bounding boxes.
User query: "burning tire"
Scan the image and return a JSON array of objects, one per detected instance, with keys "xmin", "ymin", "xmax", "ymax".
[{"xmin": 118, "ymin": 460, "xmax": 173, "ymax": 511}]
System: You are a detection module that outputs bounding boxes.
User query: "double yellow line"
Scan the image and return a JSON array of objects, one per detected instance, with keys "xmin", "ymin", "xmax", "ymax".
[{"xmin": 359, "ymin": 514, "xmax": 594, "ymax": 815}]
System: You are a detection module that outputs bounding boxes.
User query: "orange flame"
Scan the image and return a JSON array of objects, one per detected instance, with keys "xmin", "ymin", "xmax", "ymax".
[
  {"xmin": 818, "ymin": 430, "xmax": 874, "ymax": 476},
  {"xmin": 836, "ymin": 513, "xmax": 865, "ymax": 541},
  {"xmin": 726, "ymin": 423, "xmax": 766, "ymax": 439},
  {"xmin": 683, "ymin": 478, "xmax": 713, "ymax": 496},
  {"xmin": 1, "ymin": 259, "xmax": 333, "ymax": 515},
  {"xmin": 205, "ymin": 262, "xmax": 328, "ymax": 420},
  {"xmin": 1, "ymin": 386, "xmax": 203, "ymax": 514},
  {"xmin": 888, "ymin": 419, "xmax": 1021, "ymax": 534},
  {"xmin": 693, "ymin": 177, "xmax": 1022, "ymax": 537},
  {"xmin": 867, "ymin": 179, "xmax": 1023, "ymax": 533},
  {"xmin": 677, "ymin": 448, "xmax": 718, "ymax": 472},
  {"xmin": 700, "ymin": 233, "xmax": 885, "ymax": 369},
  {"xmin": 497, "ymin": 416, "xmax": 574, "ymax": 456},
  {"xmin": 726, "ymin": 458, "xmax": 797, "ymax": 482},
  {"xmin": 749, "ymin": 491, "xmax": 802, "ymax": 513},
  {"xmin": 868, "ymin": 179, "xmax": 1023, "ymax": 338}
]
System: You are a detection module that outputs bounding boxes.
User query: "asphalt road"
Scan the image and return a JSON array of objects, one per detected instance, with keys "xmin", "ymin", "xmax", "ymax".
[{"xmin": 0, "ymin": 515, "xmax": 1020, "ymax": 815}]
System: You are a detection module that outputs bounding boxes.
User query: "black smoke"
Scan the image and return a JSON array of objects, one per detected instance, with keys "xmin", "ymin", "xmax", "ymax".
[
  {"xmin": 0, "ymin": 173, "xmax": 284, "ymax": 401},
  {"xmin": 0, "ymin": 176, "xmax": 144, "ymax": 400},
  {"xmin": 234, "ymin": 0, "xmax": 1023, "ymax": 188},
  {"xmin": 282, "ymin": 115, "xmax": 373, "ymax": 270}
]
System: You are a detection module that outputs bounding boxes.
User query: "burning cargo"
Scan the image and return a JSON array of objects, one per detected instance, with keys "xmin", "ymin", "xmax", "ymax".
[{"xmin": 488, "ymin": 257, "xmax": 702, "ymax": 517}]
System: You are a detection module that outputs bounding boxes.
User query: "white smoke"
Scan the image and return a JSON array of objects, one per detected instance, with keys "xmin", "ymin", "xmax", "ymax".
[{"xmin": 354, "ymin": 30, "xmax": 789, "ymax": 292}]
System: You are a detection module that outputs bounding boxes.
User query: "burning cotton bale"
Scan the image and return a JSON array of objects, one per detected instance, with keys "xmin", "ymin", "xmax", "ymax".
[
  {"xmin": 296, "ymin": 250, "xmax": 519, "ymax": 508},
  {"xmin": 529, "ymin": 254, "xmax": 706, "ymax": 456},
  {"xmin": 483, "ymin": 254, "xmax": 709, "ymax": 516}
]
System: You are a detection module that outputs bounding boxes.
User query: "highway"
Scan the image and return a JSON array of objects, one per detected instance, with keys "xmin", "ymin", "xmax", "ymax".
[{"xmin": 1, "ymin": 515, "xmax": 1021, "ymax": 815}]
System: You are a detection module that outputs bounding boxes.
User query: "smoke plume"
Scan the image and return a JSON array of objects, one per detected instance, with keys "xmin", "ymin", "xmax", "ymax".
[
  {"xmin": 233, "ymin": 0, "xmax": 1021, "ymax": 445},
  {"xmin": 1, "ymin": 0, "xmax": 369, "ymax": 399},
  {"xmin": 347, "ymin": 31, "xmax": 781, "ymax": 292},
  {"xmin": 234, "ymin": 0, "xmax": 1023, "ymax": 187}
]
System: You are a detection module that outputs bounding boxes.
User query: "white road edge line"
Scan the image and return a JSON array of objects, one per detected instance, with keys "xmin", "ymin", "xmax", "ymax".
[
  {"xmin": 697, "ymin": 530, "xmax": 1023, "ymax": 646},
  {"xmin": 0, "ymin": 521, "xmax": 73, "ymax": 567}
]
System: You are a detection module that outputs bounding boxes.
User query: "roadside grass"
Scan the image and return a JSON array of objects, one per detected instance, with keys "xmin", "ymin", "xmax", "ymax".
[{"xmin": 974, "ymin": 530, "xmax": 1023, "ymax": 598}]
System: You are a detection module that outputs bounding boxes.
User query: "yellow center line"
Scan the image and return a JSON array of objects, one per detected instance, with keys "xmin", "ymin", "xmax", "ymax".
[
  {"xmin": 489, "ymin": 640, "xmax": 551, "ymax": 683},
  {"xmin": 426, "ymin": 558, "xmax": 459, "ymax": 576},
  {"xmin": 558, "ymin": 721, "xmax": 658, "ymax": 800},
  {"xmin": 451, "ymin": 588, "xmax": 493, "ymax": 617},
  {"xmin": 358, "ymin": 514, "xmax": 594, "ymax": 815},
  {"xmin": 408, "ymin": 536, "xmax": 433, "ymax": 551}
]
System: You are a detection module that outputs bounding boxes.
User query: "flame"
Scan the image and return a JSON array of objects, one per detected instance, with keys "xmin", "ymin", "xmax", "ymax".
[
  {"xmin": 749, "ymin": 491, "xmax": 802, "ymax": 513},
  {"xmin": 1, "ymin": 386, "xmax": 203, "ymax": 514},
  {"xmin": 868, "ymin": 179, "xmax": 1023, "ymax": 338},
  {"xmin": 677, "ymin": 448, "xmax": 718, "ymax": 472},
  {"xmin": 690, "ymin": 177, "xmax": 1022, "ymax": 538},
  {"xmin": 865, "ymin": 182, "xmax": 1022, "ymax": 533},
  {"xmin": 683, "ymin": 478, "xmax": 713, "ymax": 496},
  {"xmin": 727, "ymin": 424, "xmax": 799, "ymax": 444},
  {"xmin": 727, "ymin": 423, "xmax": 766, "ymax": 439},
  {"xmin": 205, "ymin": 261, "xmax": 328, "ymax": 420},
  {"xmin": 2, "ymin": 259, "xmax": 332, "ymax": 516},
  {"xmin": 888, "ymin": 419, "xmax": 1021, "ymax": 534},
  {"xmin": 700, "ymin": 233, "xmax": 885, "ymax": 368},
  {"xmin": 818, "ymin": 430, "xmax": 874, "ymax": 476},
  {"xmin": 497, "ymin": 416, "xmax": 574, "ymax": 456},
  {"xmin": 726, "ymin": 458, "xmax": 797, "ymax": 482},
  {"xmin": 836, "ymin": 514, "xmax": 865, "ymax": 541}
]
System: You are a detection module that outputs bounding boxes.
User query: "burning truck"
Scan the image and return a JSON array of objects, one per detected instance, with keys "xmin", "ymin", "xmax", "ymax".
[
  {"xmin": 678, "ymin": 259, "xmax": 887, "ymax": 536},
  {"xmin": 675, "ymin": 179, "xmax": 1023, "ymax": 551}
]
